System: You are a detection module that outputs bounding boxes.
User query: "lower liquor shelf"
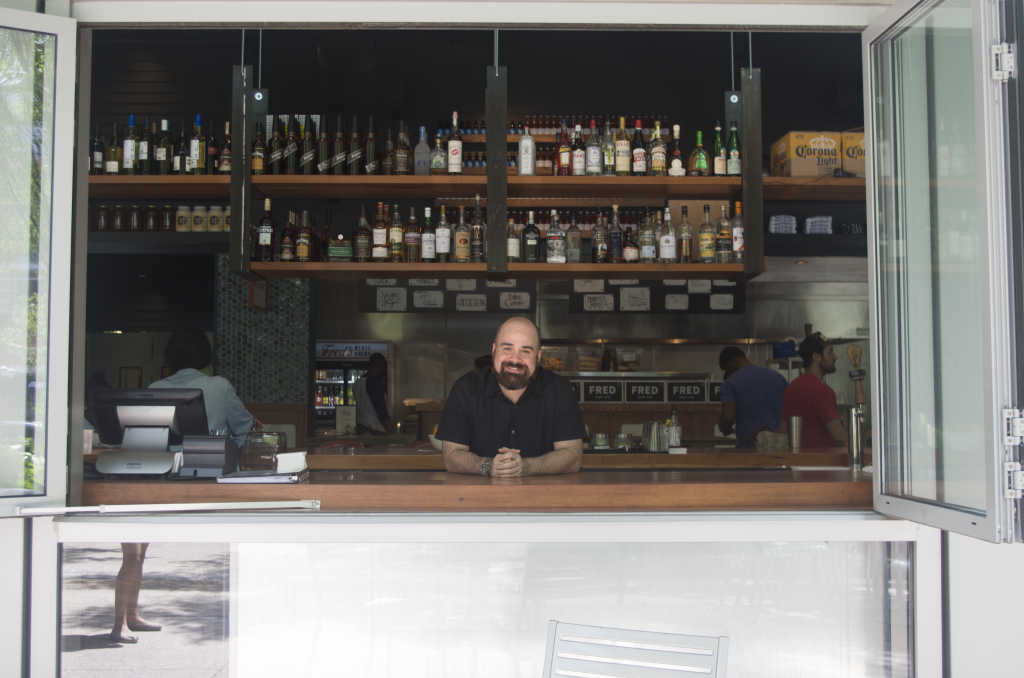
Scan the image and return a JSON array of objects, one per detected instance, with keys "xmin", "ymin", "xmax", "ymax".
[{"xmin": 250, "ymin": 261, "xmax": 745, "ymax": 281}]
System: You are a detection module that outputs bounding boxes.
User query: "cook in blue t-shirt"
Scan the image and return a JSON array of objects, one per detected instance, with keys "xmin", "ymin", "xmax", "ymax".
[{"xmin": 718, "ymin": 347, "xmax": 788, "ymax": 448}]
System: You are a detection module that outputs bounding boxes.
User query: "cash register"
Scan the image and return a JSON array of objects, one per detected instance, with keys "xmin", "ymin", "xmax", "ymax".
[{"xmin": 90, "ymin": 388, "xmax": 239, "ymax": 478}]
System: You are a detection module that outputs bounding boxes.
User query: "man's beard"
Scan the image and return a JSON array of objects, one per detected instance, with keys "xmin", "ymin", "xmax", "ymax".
[{"xmin": 496, "ymin": 361, "xmax": 532, "ymax": 390}]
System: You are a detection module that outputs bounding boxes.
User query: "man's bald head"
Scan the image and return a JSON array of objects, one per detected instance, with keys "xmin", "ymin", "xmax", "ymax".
[{"xmin": 492, "ymin": 317, "xmax": 541, "ymax": 391}]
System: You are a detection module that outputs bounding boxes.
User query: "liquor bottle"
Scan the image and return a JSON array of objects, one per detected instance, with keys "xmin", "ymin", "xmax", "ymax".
[
  {"xmin": 592, "ymin": 213, "xmax": 609, "ymax": 263},
  {"xmin": 698, "ymin": 204, "xmax": 715, "ymax": 263},
  {"xmin": 712, "ymin": 121, "xmax": 727, "ymax": 176},
  {"xmin": 566, "ymin": 214, "xmax": 582, "ymax": 263},
  {"xmin": 90, "ymin": 125, "xmax": 105, "ymax": 175},
  {"xmin": 571, "ymin": 124, "xmax": 586, "ymax": 176},
  {"xmin": 331, "ymin": 115, "xmax": 347, "ymax": 174},
  {"xmin": 365, "ymin": 116, "xmax": 378, "ymax": 174},
  {"xmin": 371, "ymin": 202, "xmax": 388, "ymax": 261},
  {"xmin": 121, "ymin": 114, "xmax": 138, "ymax": 175},
  {"xmin": 506, "ymin": 217, "xmax": 521, "ymax": 262},
  {"xmin": 630, "ymin": 119, "xmax": 647, "ymax": 176},
  {"xmin": 454, "ymin": 206, "xmax": 471, "ymax": 262},
  {"xmin": 556, "ymin": 120, "xmax": 572, "ymax": 176},
  {"xmin": 622, "ymin": 226, "xmax": 640, "ymax": 262},
  {"xmin": 687, "ymin": 130, "xmax": 711, "ymax": 177},
  {"xmin": 436, "ymin": 205, "xmax": 452, "ymax": 262},
  {"xmin": 614, "ymin": 116, "xmax": 631, "ymax": 176},
  {"xmin": 137, "ymin": 117, "xmax": 152, "ymax": 175},
  {"xmin": 715, "ymin": 204, "xmax": 733, "ymax": 263},
  {"xmin": 447, "ymin": 111, "xmax": 463, "ymax": 175},
  {"xmin": 522, "ymin": 210, "xmax": 541, "ymax": 263},
  {"xmin": 430, "ymin": 131, "xmax": 447, "ymax": 175},
  {"xmin": 658, "ymin": 207, "xmax": 677, "ymax": 263},
  {"xmin": 668, "ymin": 124, "xmax": 686, "ymax": 176},
  {"xmin": 547, "ymin": 209, "xmax": 566, "ymax": 264},
  {"xmin": 256, "ymin": 198, "xmax": 275, "ymax": 262},
  {"xmin": 677, "ymin": 205, "xmax": 693, "ymax": 262},
  {"xmin": 297, "ymin": 210, "xmax": 314, "ymax": 262},
  {"xmin": 730, "ymin": 200, "xmax": 744, "ymax": 262},
  {"xmin": 154, "ymin": 119, "xmax": 172, "ymax": 175},
  {"xmin": 300, "ymin": 116, "xmax": 317, "ymax": 174},
  {"xmin": 649, "ymin": 121, "xmax": 667, "ymax": 176},
  {"xmin": 355, "ymin": 204, "xmax": 372, "ymax": 262},
  {"xmin": 421, "ymin": 207, "xmax": 437, "ymax": 261},
  {"xmin": 173, "ymin": 121, "xmax": 187, "ymax": 174},
  {"xmin": 726, "ymin": 122, "xmax": 741, "ymax": 176},
  {"xmin": 218, "ymin": 121, "xmax": 232, "ymax": 174},
  {"xmin": 396, "ymin": 121, "xmax": 412, "ymax": 175},
  {"xmin": 639, "ymin": 211, "xmax": 657, "ymax": 263},
  {"xmin": 382, "ymin": 127, "xmax": 395, "ymax": 175},
  {"xmin": 414, "ymin": 125, "xmax": 430, "ymax": 175},
  {"xmin": 517, "ymin": 126, "xmax": 536, "ymax": 176},
  {"xmin": 105, "ymin": 122, "xmax": 121, "ymax": 175},
  {"xmin": 280, "ymin": 211, "xmax": 297, "ymax": 261},
  {"xmin": 206, "ymin": 118, "xmax": 220, "ymax": 174},
  {"xmin": 608, "ymin": 204, "xmax": 624, "ymax": 262},
  {"xmin": 389, "ymin": 204, "xmax": 405, "ymax": 262},
  {"xmin": 269, "ymin": 117, "xmax": 284, "ymax": 174},
  {"xmin": 404, "ymin": 208, "xmax": 421, "ymax": 262},
  {"xmin": 584, "ymin": 119, "xmax": 602, "ymax": 176},
  {"xmin": 601, "ymin": 118, "xmax": 616, "ymax": 176},
  {"xmin": 282, "ymin": 115, "xmax": 298, "ymax": 174},
  {"xmin": 348, "ymin": 115, "xmax": 363, "ymax": 175},
  {"xmin": 470, "ymin": 194, "xmax": 485, "ymax": 262},
  {"xmin": 316, "ymin": 116, "xmax": 331, "ymax": 174}
]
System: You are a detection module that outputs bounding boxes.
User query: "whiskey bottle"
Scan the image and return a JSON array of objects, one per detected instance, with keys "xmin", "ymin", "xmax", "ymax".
[
  {"xmin": 677, "ymin": 205, "xmax": 693, "ymax": 262},
  {"xmin": 517, "ymin": 126, "xmax": 536, "ymax": 176},
  {"xmin": 730, "ymin": 200, "xmax": 744, "ymax": 262},
  {"xmin": 668, "ymin": 124, "xmax": 686, "ymax": 176},
  {"xmin": 395, "ymin": 121, "xmax": 411, "ymax": 175},
  {"xmin": 206, "ymin": 117, "xmax": 219, "ymax": 174},
  {"xmin": 649, "ymin": 121, "xmax": 667, "ymax": 176},
  {"xmin": 430, "ymin": 131, "xmax": 447, "ymax": 175},
  {"xmin": 546, "ymin": 209, "xmax": 566, "ymax": 264},
  {"xmin": 355, "ymin": 204, "xmax": 372, "ymax": 262},
  {"xmin": 105, "ymin": 122, "xmax": 121, "ymax": 175},
  {"xmin": 300, "ymin": 116, "xmax": 317, "ymax": 174},
  {"xmin": 364, "ymin": 116, "xmax": 378, "ymax": 174},
  {"xmin": 506, "ymin": 217, "xmax": 521, "ymax": 262},
  {"xmin": 296, "ymin": 210, "xmax": 314, "ymax": 262},
  {"xmin": 421, "ymin": 207, "xmax": 437, "ymax": 261},
  {"xmin": 658, "ymin": 207, "xmax": 677, "ymax": 263},
  {"xmin": 218, "ymin": 121, "xmax": 232, "ymax": 174},
  {"xmin": 522, "ymin": 210, "xmax": 540, "ymax": 263},
  {"xmin": 712, "ymin": 121, "xmax": 727, "ymax": 176},
  {"xmin": 389, "ymin": 204, "xmax": 405, "ymax": 262},
  {"xmin": 173, "ymin": 121, "xmax": 187, "ymax": 174},
  {"xmin": 348, "ymin": 115, "xmax": 363, "ymax": 175},
  {"xmin": 121, "ymin": 114, "xmax": 138, "ymax": 175},
  {"xmin": 592, "ymin": 213, "xmax": 609, "ymax": 263},
  {"xmin": 269, "ymin": 117, "xmax": 284, "ymax": 174},
  {"xmin": 404, "ymin": 208, "xmax": 421, "ymax": 262},
  {"xmin": 256, "ymin": 198, "xmax": 275, "ymax": 262},
  {"xmin": 155, "ymin": 119, "xmax": 172, "ymax": 175},
  {"xmin": 556, "ymin": 120, "xmax": 572, "ymax": 176},
  {"xmin": 137, "ymin": 117, "xmax": 152, "ymax": 175},
  {"xmin": 566, "ymin": 214, "xmax": 582, "ymax": 263},
  {"xmin": 435, "ymin": 205, "xmax": 452, "ymax": 262},
  {"xmin": 331, "ymin": 115, "xmax": 347, "ymax": 175},
  {"xmin": 698, "ymin": 204, "xmax": 715, "ymax": 263},
  {"xmin": 316, "ymin": 116, "xmax": 331, "ymax": 174},
  {"xmin": 726, "ymin": 122, "xmax": 742, "ymax": 176},
  {"xmin": 382, "ymin": 127, "xmax": 395, "ymax": 175},
  {"xmin": 454, "ymin": 206, "xmax": 471, "ymax": 262},
  {"xmin": 687, "ymin": 130, "xmax": 711, "ymax": 177},
  {"xmin": 371, "ymin": 202, "xmax": 388, "ymax": 261},
  {"xmin": 284, "ymin": 115, "xmax": 300, "ymax": 174},
  {"xmin": 715, "ymin": 204, "xmax": 733, "ymax": 263},
  {"xmin": 614, "ymin": 117, "xmax": 631, "ymax": 176},
  {"xmin": 630, "ymin": 119, "xmax": 647, "ymax": 176},
  {"xmin": 608, "ymin": 204, "xmax": 624, "ymax": 262},
  {"xmin": 470, "ymin": 194, "xmax": 485, "ymax": 262},
  {"xmin": 447, "ymin": 111, "xmax": 463, "ymax": 175},
  {"xmin": 413, "ymin": 125, "xmax": 430, "ymax": 175},
  {"xmin": 571, "ymin": 124, "xmax": 586, "ymax": 176},
  {"xmin": 280, "ymin": 211, "xmax": 296, "ymax": 261},
  {"xmin": 622, "ymin": 226, "xmax": 640, "ymax": 262},
  {"xmin": 638, "ymin": 211, "xmax": 657, "ymax": 263}
]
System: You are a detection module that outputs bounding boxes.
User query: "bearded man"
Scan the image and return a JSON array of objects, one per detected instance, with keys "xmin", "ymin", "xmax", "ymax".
[{"xmin": 436, "ymin": 317, "xmax": 585, "ymax": 477}]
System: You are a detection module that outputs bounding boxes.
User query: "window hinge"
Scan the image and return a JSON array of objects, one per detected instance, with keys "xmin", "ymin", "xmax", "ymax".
[
  {"xmin": 1006, "ymin": 461, "xmax": 1024, "ymax": 500},
  {"xmin": 992, "ymin": 42, "xmax": 1016, "ymax": 81},
  {"xmin": 1004, "ymin": 408, "xmax": 1024, "ymax": 446}
]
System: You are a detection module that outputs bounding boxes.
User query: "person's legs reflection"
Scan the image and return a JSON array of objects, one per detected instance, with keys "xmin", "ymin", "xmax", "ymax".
[{"xmin": 110, "ymin": 542, "xmax": 162, "ymax": 643}]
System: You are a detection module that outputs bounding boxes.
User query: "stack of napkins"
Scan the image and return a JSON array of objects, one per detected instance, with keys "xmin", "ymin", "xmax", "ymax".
[{"xmin": 769, "ymin": 214, "xmax": 798, "ymax": 234}]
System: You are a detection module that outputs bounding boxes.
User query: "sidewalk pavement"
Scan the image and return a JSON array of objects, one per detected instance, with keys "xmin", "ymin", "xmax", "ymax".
[{"xmin": 60, "ymin": 542, "xmax": 230, "ymax": 678}]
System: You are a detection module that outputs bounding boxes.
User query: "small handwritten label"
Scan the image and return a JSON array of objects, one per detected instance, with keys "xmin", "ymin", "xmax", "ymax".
[
  {"xmin": 455, "ymin": 293, "xmax": 487, "ymax": 311},
  {"xmin": 582, "ymin": 294, "xmax": 615, "ymax": 312},
  {"xmin": 485, "ymin": 279, "xmax": 516, "ymax": 288},
  {"xmin": 665, "ymin": 294, "xmax": 690, "ymax": 311},
  {"xmin": 709, "ymin": 293, "xmax": 735, "ymax": 310},
  {"xmin": 713, "ymin": 279, "xmax": 737, "ymax": 287},
  {"xmin": 376, "ymin": 287, "xmax": 407, "ymax": 312},
  {"xmin": 626, "ymin": 381, "xmax": 665, "ymax": 402},
  {"xmin": 499, "ymin": 291, "xmax": 531, "ymax": 310},
  {"xmin": 619, "ymin": 287, "xmax": 651, "ymax": 312},
  {"xmin": 583, "ymin": 381, "xmax": 622, "ymax": 402},
  {"xmin": 573, "ymin": 279, "xmax": 605, "ymax": 293},
  {"xmin": 408, "ymin": 278, "xmax": 440, "ymax": 287},
  {"xmin": 689, "ymin": 279, "xmax": 712, "ymax": 294},
  {"xmin": 663, "ymin": 279, "xmax": 688, "ymax": 287},
  {"xmin": 668, "ymin": 381, "xmax": 706, "ymax": 402},
  {"xmin": 607, "ymin": 279, "xmax": 639, "ymax": 286},
  {"xmin": 366, "ymin": 278, "xmax": 399, "ymax": 287},
  {"xmin": 412, "ymin": 290, "xmax": 444, "ymax": 308},
  {"xmin": 446, "ymin": 279, "xmax": 477, "ymax": 292}
]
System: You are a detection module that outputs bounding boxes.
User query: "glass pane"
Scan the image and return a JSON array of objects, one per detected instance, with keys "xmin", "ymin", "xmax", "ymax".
[
  {"xmin": 873, "ymin": 0, "xmax": 987, "ymax": 511},
  {"xmin": 61, "ymin": 540, "xmax": 912, "ymax": 677},
  {"xmin": 0, "ymin": 27, "xmax": 55, "ymax": 497}
]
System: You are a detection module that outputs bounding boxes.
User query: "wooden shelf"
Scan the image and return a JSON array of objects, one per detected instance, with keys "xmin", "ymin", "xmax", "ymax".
[
  {"xmin": 509, "ymin": 176, "xmax": 742, "ymax": 198},
  {"xmin": 88, "ymin": 175, "xmax": 230, "ymax": 199},
  {"xmin": 251, "ymin": 261, "xmax": 743, "ymax": 281},
  {"xmin": 763, "ymin": 176, "xmax": 865, "ymax": 201},
  {"xmin": 89, "ymin": 231, "xmax": 230, "ymax": 254},
  {"xmin": 251, "ymin": 175, "xmax": 486, "ymax": 198}
]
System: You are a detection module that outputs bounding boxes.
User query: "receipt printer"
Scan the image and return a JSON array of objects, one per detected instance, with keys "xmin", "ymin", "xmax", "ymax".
[{"xmin": 178, "ymin": 436, "xmax": 241, "ymax": 478}]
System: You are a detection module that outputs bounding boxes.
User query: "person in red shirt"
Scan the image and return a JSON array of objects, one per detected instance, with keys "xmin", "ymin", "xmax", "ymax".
[{"xmin": 781, "ymin": 332, "xmax": 847, "ymax": 448}]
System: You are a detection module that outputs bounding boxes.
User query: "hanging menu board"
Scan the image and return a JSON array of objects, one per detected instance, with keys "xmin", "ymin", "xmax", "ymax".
[
  {"xmin": 359, "ymin": 278, "xmax": 536, "ymax": 313},
  {"xmin": 568, "ymin": 278, "xmax": 744, "ymax": 314}
]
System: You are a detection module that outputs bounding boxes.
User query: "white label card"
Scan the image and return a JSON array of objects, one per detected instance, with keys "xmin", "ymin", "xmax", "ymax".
[
  {"xmin": 455, "ymin": 294, "xmax": 487, "ymax": 311},
  {"xmin": 376, "ymin": 288, "xmax": 408, "ymax": 312},
  {"xmin": 619, "ymin": 287, "xmax": 651, "ymax": 312},
  {"xmin": 666, "ymin": 294, "xmax": 690, "ymax": 311},
  {"xmin": 573, "ymin": 279, "xmax": 605, "ymax": 293},
  {"xmin": 709, "ymin": 293, "xmax": 735, "ymax": 310},
  {"xmin": 689, "ymin": 279, "xmax": 713, "ymax": 294},
  {"xmin": 412, "ymin": 290, "xmax": 445, "ymax": 308},
  {"xmin": 445, "ymin": 279, "xmax": 477, "ymax": 292},
  {"xmin": 408, "ymin": 279, "xmax": 440, "ymax": 287},
  {"xmin": 366, "ymin": 279, "xmax": 399, "ymax": 287},
  {"xmin": 713, "ymin": 279, "xmax": 737, "ymax": 287},
  {"xmin": 582, "ymin": 294, "xmax": 615, "ymax": 312},
  {"xmin": 607, "ymin": 279, "xmax": 639, "ymax": 286},
  {"xmin": 663, "ymin": 279, "xmax": 688, "ymax": 287},
  {"xmin": 499, "ymin": 291, "xmax": 531, "ymax": 310},
  {"xmin": 485, "ymin": 279, "xmax": 516, "ymax": 288}
]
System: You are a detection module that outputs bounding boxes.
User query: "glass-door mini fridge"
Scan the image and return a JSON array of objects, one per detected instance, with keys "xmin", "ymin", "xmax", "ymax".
[{"xmin": 312, "ymin": 340, "xmax": 392, "ymax": 433}]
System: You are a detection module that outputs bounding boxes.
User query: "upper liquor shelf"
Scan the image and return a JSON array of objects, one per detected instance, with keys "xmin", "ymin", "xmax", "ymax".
[{"xmin": 88, "ymin": 175, "xmax": 865, "ymax": 201}]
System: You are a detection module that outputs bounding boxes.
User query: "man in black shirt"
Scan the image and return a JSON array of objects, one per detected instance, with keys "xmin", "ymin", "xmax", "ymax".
[{"xmin": 437, "ymin": 317, "xmax": 585, "ymax": 477}]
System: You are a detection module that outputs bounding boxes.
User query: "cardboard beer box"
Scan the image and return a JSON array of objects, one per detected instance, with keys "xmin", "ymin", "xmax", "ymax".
[
  {"xmin": 770, "ymin": 131, "xmax": 841, "ymax": 177},
  {"xmin": 336, "ymin": 406, "xmax": 357, "ymax": 436},
  {"xmin": 841, "ymin": 129, "xmax": 866, "ymax": 177}
]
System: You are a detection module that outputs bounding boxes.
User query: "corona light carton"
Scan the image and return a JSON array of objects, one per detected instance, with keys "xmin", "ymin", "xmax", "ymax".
[
  {"xmin": 841, "ymin": 129, "xmax": 866, "ymax": 177},
  {"xmin": 770, "ymin": 131, "xmax": 841, "ymax": 177}
]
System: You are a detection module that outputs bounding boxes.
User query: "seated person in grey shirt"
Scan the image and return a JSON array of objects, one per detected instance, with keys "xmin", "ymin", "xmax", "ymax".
[
  {"xmin": 149, "ymin": 328, "xmax": 254, "ymax": 446},
  {"xmin": 718, "ymin": 346, "xmax": 787, "ymax": 448}
]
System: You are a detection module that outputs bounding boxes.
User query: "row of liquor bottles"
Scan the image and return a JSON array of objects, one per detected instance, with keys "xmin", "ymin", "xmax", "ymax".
[
  {"xmin": 91, "ymin": 110, "xmax": 740, "ymax": 178},
  {"xmin": 251, "ymin": 198, "xmax": 744, "ymax": 265}
]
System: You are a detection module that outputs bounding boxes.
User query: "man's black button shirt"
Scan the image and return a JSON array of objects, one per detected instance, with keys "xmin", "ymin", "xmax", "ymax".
[{"xmin": 436, "ymin": 366, "xmax": 585, "ymax": 458}]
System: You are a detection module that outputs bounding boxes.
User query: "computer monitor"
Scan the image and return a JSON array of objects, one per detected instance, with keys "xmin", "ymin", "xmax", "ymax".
[{"xmin": 91, "ymin": 388, "xmax": 209, "ymax": 451}]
